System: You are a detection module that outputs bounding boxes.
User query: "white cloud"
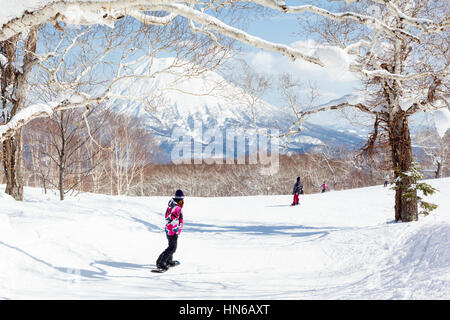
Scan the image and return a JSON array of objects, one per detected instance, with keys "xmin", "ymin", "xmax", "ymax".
[{"xmin": 245, "ymin": 39, "xmax": 359, "ymax": 85}]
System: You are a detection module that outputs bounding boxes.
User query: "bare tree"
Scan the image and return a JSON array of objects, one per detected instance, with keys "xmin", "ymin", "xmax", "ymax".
[
  {"xmin": 103, "ymin": 114, "xmax": 156, "ymax": 196},
  {"xmin": 24, "ymin": 107, "xmax": 102, "ymax": 200},
  {"xmin": 225, "ymin": 59, "xmax": 271, "ymax": 130},
  {"xmin": 82, "ymin": 112, "xmax": 113, "ymax": 194},
  {"xmin": 23, "ymin": 118, "xmax": 53, "ymax": 192},
  {"xmin": 1, "ymin": 26, "xmax": 40, "ymax": 200},
  {"xmin": 281, "ymin": 1, "xmax": 449, "ymax": 222}
]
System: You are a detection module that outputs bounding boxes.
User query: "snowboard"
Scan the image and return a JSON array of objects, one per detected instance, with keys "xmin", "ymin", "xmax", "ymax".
[{"xmin": 151, "ymin": 261, "xmax": 180, "ymax": 273}]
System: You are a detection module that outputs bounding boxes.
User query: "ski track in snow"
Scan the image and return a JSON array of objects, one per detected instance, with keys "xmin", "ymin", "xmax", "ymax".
[{"xmin": 0, "ymin": 178, "xmax": 449, "ymax": 299}]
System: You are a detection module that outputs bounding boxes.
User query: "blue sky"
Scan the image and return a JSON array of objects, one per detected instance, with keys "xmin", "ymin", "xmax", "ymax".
[
  {"xmin": 244, "ymin": 0, "xmax": 336, "ymax": 45},
  {"xmin": 246, "ymin": 13, "xmax": 300, "ymax": 46}
]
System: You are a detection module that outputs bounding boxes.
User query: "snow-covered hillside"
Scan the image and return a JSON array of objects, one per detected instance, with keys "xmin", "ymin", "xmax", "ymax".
[
  {"xmin": 108, "ymin": 57, "xmax": 366, "ymax": 161},
  {"xmin": 1, "ymin": 178, "xmax": 449, "ymax": 299}
]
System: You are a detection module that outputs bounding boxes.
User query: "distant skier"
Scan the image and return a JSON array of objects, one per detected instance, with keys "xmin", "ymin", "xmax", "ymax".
[
  {"xmin": 321, "ymin": 181, "xmax": 328, "ymax": 193},
  {"xmin": 155, "ymin": 189, "xmax": 184, "ymax": 271},
  {"xmin": 384, "ymin": 174, "xmax": 389, "ymax": 187},
  {"xmin": 292, "ymin": 177, "xmax": 303, "ymax": 206}
]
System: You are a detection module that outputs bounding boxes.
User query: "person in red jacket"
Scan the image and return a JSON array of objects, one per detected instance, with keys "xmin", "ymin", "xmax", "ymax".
[
  {"xmin": 156, "ymin": 189, "xmax": 184, "ymax": 271},
  {"xmin": 292, "ymin": 177, "xmax": 303, "ymax": 206},
  {"xmin": 321, "ymin": 181, "xmax": 328, "ymax": 193}
]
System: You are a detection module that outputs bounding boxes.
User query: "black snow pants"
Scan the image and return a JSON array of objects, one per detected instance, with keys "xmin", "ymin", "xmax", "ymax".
[{"xmin": 156, "ymin": 234, "xmax": 178, "ymax": 268}]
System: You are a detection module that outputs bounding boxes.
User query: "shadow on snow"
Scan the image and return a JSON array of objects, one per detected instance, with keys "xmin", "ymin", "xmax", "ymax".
[
  {"xmin": 0, "ymin": 241, "xmax": 155, "ymax": 282},
  {"xmin": 184, "ymin": 222, "xmax": 341, "ymax": 238}
]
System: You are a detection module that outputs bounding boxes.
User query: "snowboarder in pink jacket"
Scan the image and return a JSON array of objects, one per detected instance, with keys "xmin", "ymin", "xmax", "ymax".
[{"xmin": 156, "ymin": 189, "xmax": 184, "ymax": 271}]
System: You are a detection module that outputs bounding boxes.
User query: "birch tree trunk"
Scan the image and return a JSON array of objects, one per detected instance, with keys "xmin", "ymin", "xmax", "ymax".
[
  {"xmin": 1, "ymin": 27, "xmax": 39, "ymax": 200},
  {"xmin": 58, "ymin": 156, "xmax": 65, "ymax": 201},
  {"xmin": 2, "ymin": 131, "xmax": 23, "ymax": 200},
  {"xmin": 435, "ymin": 161, "xmax": 442, "ymax": 179}
]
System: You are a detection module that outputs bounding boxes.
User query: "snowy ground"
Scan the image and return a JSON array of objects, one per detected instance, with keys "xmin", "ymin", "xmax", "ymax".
[{"xmin": 0, "ymin": 178, "xmax": 449, "ymax": 300}]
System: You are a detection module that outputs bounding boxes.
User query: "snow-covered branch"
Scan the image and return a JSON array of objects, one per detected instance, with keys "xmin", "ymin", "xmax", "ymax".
[
  {"xmin": 2, "ymin": 1, "xmax": 448, "ymax": 68},
  {"xmin": 371, "ymin": 0, "xmax": 450, "ymax": 33},
  {"xmin": 128, "ymin": 11, "xmax": 177, "ymax": 26},
  {"xmin": 358, "ymin": 67, "xmax": 449, "ymax": 81},
  {"xmin": 0, "ymin": 1, "xmax": 323, "ymax": 65},
  {"xmin": 280, "ymin": 94, "xmax": 375, "ymax": 137},
  {"xmin": 284, "ymin": 4, "xmax": 420, "ymax": 42},
  {"xmin": 0, "ymin": 93, "xmax": 101, "ymax": 143},
  {"xmin": 151, "ymin": 3, "xmax": 323, "ymax": 65},
  {"xmin": 344, "ymin": 39, "xmax": 371, "ymax": 53},
  {"xmin": 188, "ymin": 19, "xmax": 221, "ymax": 47}
]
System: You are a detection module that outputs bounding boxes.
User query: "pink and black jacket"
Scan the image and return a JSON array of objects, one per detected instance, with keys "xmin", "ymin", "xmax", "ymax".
[{"xmin": 164, "ymin": 199, "xmax": 184, "ymax": 236}]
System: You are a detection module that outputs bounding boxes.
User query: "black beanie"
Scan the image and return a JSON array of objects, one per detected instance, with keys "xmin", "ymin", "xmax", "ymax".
[{"xmin": 174, "ymin": 189, "xmax": 184, "ymax": 200}]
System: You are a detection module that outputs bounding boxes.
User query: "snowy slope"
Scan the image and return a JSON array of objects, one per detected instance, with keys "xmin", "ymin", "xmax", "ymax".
[
  {"xmin": 108, "ymin": 57, "xmax": 365, "ymax": 161},
  {"xmin": 1, "ymin": 178, "xmax": 449, "ymax": 299}
]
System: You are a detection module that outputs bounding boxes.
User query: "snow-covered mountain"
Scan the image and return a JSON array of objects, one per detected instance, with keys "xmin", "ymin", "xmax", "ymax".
[{"xmin": 108, "ymin": 57, "xmax": 367, "ymax": 162}]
